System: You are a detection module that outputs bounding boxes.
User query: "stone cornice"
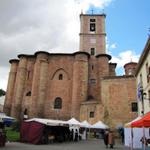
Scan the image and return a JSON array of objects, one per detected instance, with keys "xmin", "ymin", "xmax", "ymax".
[
  {"xmin": 124, "ymin": 62, "xmax": 137, "ymax": 68},
  {"xmin": 9, "ymin": 59, "xmax": 19, "ymax": 64},
  {"xmin": 18, "ymin": 54, "xmax": 34, "ymax": 58},
  {"xmin": 79, "ymin": 33, "xmax": 106, "ymax": 36},
  {"xmin": 80, "ymin": 13, "xmax": 106, "ymax": 18},
  {"xmin": 96, "ymin": 54, "xmax": 111, "ymax": 60},
  {"xmin": 102, "ymin": 75, "xmax": 135, "ymax": 80}
]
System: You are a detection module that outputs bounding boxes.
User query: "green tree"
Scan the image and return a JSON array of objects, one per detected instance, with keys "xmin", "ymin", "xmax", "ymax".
[{"xmin": 0, "ymin": 89, "xmax": 6, "ymax": 97}]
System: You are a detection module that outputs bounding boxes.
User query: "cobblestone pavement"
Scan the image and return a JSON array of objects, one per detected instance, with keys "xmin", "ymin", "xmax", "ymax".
[{"xmin": 2, "ymin": 139, "xmax": 132, "ymax": 150}]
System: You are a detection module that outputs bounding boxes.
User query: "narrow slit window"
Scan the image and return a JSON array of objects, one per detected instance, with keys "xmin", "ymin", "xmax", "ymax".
[
  {"xmin": 91, "ymin": 48, "xmax": 95, "ymax": 55},
  {"xmin": 131, "ymin": 102, "xmax": 137, "ymax": 112},
  {"xmin": 27, "ymin": 71, "xmax": 30, "ymax": 80},
  {"xmin": 92, "ymin": 65, "xmax": 94, "ymax": 70}
]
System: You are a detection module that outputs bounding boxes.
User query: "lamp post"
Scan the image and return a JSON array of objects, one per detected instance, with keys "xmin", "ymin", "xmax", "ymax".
[{"xmin": 140, "ymin": 86, "xmax": 150, "ymax": 115}]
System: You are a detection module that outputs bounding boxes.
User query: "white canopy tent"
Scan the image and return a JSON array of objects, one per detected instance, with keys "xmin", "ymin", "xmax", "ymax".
[
  {"xmin": 91, "ymin": 121, "xmax": 109, "ymax": 129},
  {"xmin": 66, "ymin": 118, "xmax": 82, "ymax": 140},
  {"xmin": 81, "ymin": 120, "xmax": 92, "ymax": 128},
  {"xmin": 26, "ymin": 118, "xmax": 68, "ymax": 126},
  {"xmin": 66, "ymin": 118, "xmax": 82, "ymax": 126},
  {"xmin": 124, "ymin": 116, "xmax": 149, "ymax": 149},
  {"xmin": 80, "ymin": 120, "xmax": 92, "ymax": 140},
  {"xmin": 0, "ymin": 112, "xmax": 15, "ymax": 125},
  {"xmin": 0, "ymin": 113, "xmax": 15, "ymax": 120},
  {"xmin": 26, "ymin": 118, "xmax": 92, "ymax": 128}
]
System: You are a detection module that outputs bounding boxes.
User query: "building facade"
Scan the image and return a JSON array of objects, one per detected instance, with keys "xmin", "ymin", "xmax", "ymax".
[
  {"xmin": 136, "ymin": 37, "xmax": 150, "ymax": 116},
  {"xmin": 4, "ymin": 13, "xmax": 137, "ymax": 128}
]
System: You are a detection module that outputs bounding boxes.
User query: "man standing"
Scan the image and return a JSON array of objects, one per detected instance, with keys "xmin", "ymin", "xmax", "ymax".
[{"xmin": 103, "ymin": 130, "xmax": 109, "ymax": 148}]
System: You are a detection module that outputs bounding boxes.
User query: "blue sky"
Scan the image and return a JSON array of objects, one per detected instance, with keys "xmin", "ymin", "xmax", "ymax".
[
  {"xmin": 105, "ymin": 0, "xmax": 150, "ymax": 54},
  {"xmin": 0, "ymin": 0, "xmax": 150, "ymax": 89},
  {"xmin": 87, "ymin": 0, "xmax": 150, "ymax": 74}
]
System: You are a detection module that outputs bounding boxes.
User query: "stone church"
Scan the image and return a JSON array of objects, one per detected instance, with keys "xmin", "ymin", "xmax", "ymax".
[{"xmin": 4, "ymin": 13, "xmax": 137, "ymax": 128}]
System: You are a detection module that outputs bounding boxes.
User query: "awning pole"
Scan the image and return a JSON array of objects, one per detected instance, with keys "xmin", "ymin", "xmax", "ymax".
[{"xmin": 131, "ymin": 128, "xmax": 133, "ymax": 150}]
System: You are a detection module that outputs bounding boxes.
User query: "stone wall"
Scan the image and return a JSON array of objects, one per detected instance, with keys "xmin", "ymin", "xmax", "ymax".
[
  {"xmin": 44, "ymin": 55, "xmax": 74, "ymax": 120},
  {"xmin": 101, "ymin": 76, "xmax": 137, "ymax": 128},
  {"xmin": 4, "ymin": 59, "xmax": 19, "ymax": 115},
  {"xmin": 4, "ymin": 51, "xmax": 137, "ymax": 129}
]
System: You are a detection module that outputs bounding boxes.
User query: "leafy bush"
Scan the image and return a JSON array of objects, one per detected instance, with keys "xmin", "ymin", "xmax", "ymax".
[
  {"xmin": 0, "ymin": 89, "xmax": 6, "ymax": 96},
  {"xmin": 5, "ymin": 127, "xmax": 20, "ymax": 142}
]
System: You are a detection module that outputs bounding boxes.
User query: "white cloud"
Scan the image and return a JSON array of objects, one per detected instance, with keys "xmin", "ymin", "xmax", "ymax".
[
  {"xmin": 106, "ymin": 37, "xmax": 140, "ymax": 75},
  {"xmin": 110, "ymin": 50, "xmax": 140, "ymax": 75},
  {"xmin": 105, "ymin": 37, "xmax": 117, "ymax": 54},
  {"xmin": 78, "ymin": 0, "xmax": 113, "ymax": 12},
  {"xmin": 0, "ymin": 67, "xmax": 9, "ymax": 90},
  {"xmin": 0, "ymin": 0, "xmax": 113, "ymax": 90},
  {"xmin": 110, "ymin": 43, "xmax": 117, "ymax": 49}
]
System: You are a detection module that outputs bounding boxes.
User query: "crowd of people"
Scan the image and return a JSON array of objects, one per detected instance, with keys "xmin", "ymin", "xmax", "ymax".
[{"xmin": 140, "ymin": 136, "xmax": 150, "ymax": 150}]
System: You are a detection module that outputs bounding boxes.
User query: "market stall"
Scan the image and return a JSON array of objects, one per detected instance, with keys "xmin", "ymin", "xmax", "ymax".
[
  {"xmin": 124, "ymin": 112, "xmax": 150, "ymax": 149},
  {"xmin": 124, "ymin": 116, "xmax": 142, "ymax": 148},
  {"xmin": 131, "ymin": 112, "xmax": 150, "ymax": 149},
  {"xmin": 80, "ymin": 120, "xmax": 91, "ymax": 140},
  {"xmin": 91, "ymin": 121, "xmax": 109, "ymax": 129},
  {"xmin": 131, "ymin": 112, "xmax": 150, "ymax": 128},
  {"xmin": 20, "ymin": 118, "xmax": 70, "ymax": 144},
  {"xmin": 91, "ymin": 121, "xmax": 109, "ymax": 139},
  {"xmin": 0, "ymin": 112, "xmax": 15, "ymax": 126}
]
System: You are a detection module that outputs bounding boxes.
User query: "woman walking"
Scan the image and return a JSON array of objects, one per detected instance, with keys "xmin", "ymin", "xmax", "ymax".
[{"xmin": 108, "ymin": 130, "xmax": 115, "ymax": 148}]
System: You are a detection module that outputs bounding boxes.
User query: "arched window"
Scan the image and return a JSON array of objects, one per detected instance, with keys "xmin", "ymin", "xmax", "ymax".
[
  {"xmin": 54, "ymin": 97, "xmax": 62, "ymax": 109},
  {"xmin": 59, "ymin": 74, "xmax": 63, "ymax": 80},
  {"xmin": 26, "ymin": 91, "xmax": 31, "ymax": 96},
  {"xmin": 52, "ymin": 68, "xmax": 69, "ymax": 80}
]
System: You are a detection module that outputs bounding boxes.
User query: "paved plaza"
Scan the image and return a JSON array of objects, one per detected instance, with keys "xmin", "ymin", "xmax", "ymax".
[{"xmin": 2, "ymin": 139, "xmax": 134, "ymax": 150}]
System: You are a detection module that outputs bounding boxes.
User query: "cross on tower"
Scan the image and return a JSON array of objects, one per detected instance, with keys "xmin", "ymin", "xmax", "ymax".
[{"xmin": 91, "ymin": 9, "xmax": 94, "ymax": 15}]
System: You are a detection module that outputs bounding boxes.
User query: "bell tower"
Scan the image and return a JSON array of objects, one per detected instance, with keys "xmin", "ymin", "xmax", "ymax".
[{"xmin": 79, "ymin": 13, "xmax": 106, "ymax": 55}]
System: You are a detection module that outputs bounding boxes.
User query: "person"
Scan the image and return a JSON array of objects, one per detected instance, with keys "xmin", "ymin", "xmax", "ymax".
[
  {"xmin": 0, "ymin": 122, "xmax": 6, "ymax": 147},
  {"xmin": 120, "ymin": 128, "xmax": 124, "ymax": 144},
  {"xmin": 23, "ymin": 108, "xmax": 28, "ymax": 120},
  {"xmin": 70, "ymin": 129, "xmax": 74, "ymax": 141},
  {"xmin": 108, "ymin": 130, "xmax": 115, "ymax": 148},
  {"xmin": 140, "ymin": 136, "xmax": 148, "ymax": 150},
  {"xmin": 103, "ymin": 130, "xmax": 109, "ymax": 148},
  {"xmin": 74, "ymin": 129, "xmax": 78, "ymax": 142},
  {"xmin": 147, "ymin": 138, "xmax": 150, "ymax": 149}
]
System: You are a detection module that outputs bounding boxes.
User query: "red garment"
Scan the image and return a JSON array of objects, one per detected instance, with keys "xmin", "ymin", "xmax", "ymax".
[{"xmin": 108, "ymin": 132, "xmax": 115, "ymax": 145}]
